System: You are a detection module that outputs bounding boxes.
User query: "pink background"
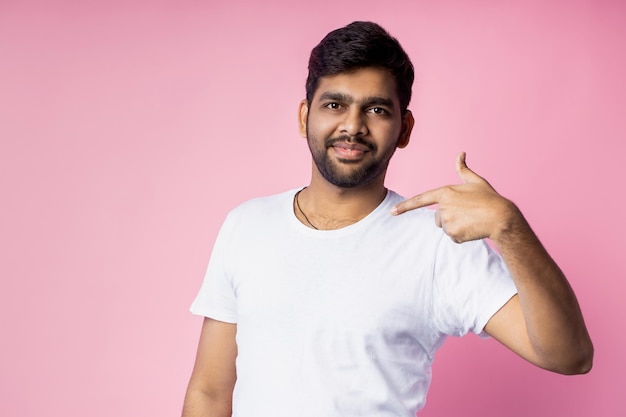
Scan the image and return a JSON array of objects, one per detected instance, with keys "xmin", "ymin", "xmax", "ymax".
[{"xmin": 1, "ymin": 1, "xmax": 624, "ymax": 416}]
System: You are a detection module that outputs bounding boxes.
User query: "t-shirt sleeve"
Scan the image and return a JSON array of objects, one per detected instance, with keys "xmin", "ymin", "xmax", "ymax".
[
  {"xmin": 432, "ymin": 235, "xmax": 518, "ymax": 337},
  {"xmin": 190, "ymin": 213, "xmax": 238, "ymax": 323}
]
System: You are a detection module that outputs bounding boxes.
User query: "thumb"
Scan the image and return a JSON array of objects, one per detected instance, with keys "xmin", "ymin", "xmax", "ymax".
[{"xmin": 455, "ymin": 152, "xmax": 483, "ymax": 184}]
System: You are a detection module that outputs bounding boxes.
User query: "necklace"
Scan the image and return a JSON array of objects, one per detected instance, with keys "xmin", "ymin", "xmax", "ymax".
[{"xmin": 294, "ymin": 187, "xmax": 318, "ymax": 230}]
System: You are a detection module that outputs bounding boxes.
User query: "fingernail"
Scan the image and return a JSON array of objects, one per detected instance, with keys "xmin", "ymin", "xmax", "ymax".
[{"xmin": 390, "ymin": 206, "xmax": 398, "ymax": 215}]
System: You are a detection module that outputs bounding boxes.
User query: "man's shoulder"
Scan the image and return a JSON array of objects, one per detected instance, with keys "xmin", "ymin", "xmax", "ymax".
[
  {"xmin": 229, "ymin": 188, "xmax": 296, "ymax": 214},
  {"xmin": 220, "ymin": 188, "xmax": 298, "ymax": 230}
]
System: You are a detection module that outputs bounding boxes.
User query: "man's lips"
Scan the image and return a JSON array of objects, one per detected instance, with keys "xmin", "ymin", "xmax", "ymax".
[{"xmin": 330, "ymin": 141, "xmax": 370, "ymax": 160}]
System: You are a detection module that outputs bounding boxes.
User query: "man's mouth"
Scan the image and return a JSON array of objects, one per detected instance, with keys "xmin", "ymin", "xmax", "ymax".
[{"xmin": 330, "ymin": 141, "xmax": 370, "ymax": 160}]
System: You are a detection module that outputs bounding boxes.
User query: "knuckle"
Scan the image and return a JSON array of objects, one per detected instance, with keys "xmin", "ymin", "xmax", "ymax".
[{"xmin": 441, "ymin": 185, "xmax": 454, "ymax": 195}]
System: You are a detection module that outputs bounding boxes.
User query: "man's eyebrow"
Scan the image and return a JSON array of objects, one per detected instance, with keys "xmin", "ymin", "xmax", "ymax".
[
  {"xmin": 363, "ymin": 96, "xmax": 394, "ymax": 108},
  {"xmin": 319, "ymin": 92, "xmax": 353, "ymax": 103},
  {"xmin": 318, "ymin": 92, "xmax": 394, "ymax": 108}
]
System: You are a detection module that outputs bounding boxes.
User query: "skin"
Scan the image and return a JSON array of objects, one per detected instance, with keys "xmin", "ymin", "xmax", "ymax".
[
  {"xmin": 182, "ymin": 67, "xmax": 593, "ymax": 417},
  {"xmin": 182, "ymin": 318, "xmax": 237, "ymax": 417},
  {"xmin": 294, "ymin": 67, "xmax": 414, "ymax": 229}
]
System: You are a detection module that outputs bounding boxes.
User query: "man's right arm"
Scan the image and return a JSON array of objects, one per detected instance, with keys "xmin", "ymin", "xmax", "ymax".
[{"xmin": 182, "ymin": 318, "xmax": 237, "ymax": 417}]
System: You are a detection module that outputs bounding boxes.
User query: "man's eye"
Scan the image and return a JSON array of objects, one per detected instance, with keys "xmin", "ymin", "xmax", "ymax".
[
  {"xmin": 369, "ymin": 107, "xmax": 387, "ymax": 115},
  {"xmin": 325, "ymin": 102, "xmax": 341, "ymax": 110}
]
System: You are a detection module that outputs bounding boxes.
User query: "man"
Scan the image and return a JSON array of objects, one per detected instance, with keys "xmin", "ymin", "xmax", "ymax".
[{"xmin": 182, "ymin": 21, "xmax": 593, "ymax": 417}]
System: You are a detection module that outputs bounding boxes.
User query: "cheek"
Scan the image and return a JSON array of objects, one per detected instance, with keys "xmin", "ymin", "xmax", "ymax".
[
  {"xmin": 373, "ymin": 122, "xmax": 403, "ymax": 144},
  {"xmin": 307, "ymin": 114, "xmax": 334, "ymax": 138}
]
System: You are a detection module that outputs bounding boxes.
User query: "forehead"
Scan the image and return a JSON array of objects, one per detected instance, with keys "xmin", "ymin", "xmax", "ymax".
[{"xmin": 313, "ymin": 67, "xmax": 400, "ymax": 107}]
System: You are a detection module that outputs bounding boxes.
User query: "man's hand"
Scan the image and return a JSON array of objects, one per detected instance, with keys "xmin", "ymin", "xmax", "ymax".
[{"xmin": 391, "ymin": 152, "xmax": 519, "ymax": 243}]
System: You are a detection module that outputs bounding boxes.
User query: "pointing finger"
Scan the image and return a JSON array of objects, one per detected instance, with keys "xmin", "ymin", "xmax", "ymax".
[{"xmin": 391, "ymin": 188, "xmax": 443, "ymax": 215}]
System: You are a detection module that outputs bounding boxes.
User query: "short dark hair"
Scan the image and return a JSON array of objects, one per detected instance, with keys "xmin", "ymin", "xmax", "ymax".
[{"xmin": 305, "ymin": 21, "xmax": 414, "ymax": 112}]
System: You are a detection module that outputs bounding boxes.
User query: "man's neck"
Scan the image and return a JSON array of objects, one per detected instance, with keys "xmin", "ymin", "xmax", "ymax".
[{"xmin": 294, "ymin": 176, "xmax": 388, "ymax": 230}]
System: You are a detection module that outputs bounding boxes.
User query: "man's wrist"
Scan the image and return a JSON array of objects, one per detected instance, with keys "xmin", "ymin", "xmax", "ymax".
[{"xmin": 489, "ymin": 200, "xmax": 527, "ymax": 244}]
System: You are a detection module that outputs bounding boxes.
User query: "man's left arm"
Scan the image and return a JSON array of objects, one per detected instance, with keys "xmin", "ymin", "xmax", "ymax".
[{"xmin": 391, "ymin": 152, "xmax": 593, "ymax": 374}]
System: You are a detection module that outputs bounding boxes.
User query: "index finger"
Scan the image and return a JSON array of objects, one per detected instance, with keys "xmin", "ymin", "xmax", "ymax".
[{"xmin": 391, "ymin": 188, "xmax": 443, "ymax": 215}]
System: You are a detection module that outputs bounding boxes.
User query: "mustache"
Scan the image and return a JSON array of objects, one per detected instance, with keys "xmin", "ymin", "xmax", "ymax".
[{"xmin": 325, "ymin": 135, "xmax": 376, "ymax": 151}]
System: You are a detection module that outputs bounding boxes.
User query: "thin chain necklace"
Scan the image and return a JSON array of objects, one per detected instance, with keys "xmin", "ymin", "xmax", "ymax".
[{"xmin": 294, "ymin": 187, "xmax": 318, "ymax": 230}]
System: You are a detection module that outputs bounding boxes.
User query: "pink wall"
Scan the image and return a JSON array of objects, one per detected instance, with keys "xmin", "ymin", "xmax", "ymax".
[{"xmin": 1, "ymin": 1, "xmax": 624, "ymax": 416}]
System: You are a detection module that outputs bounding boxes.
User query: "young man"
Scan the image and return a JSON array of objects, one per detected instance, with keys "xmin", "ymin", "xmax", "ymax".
[{"xmin": 182, "ymin": 21, "xmax": 593, "ymax": 417}]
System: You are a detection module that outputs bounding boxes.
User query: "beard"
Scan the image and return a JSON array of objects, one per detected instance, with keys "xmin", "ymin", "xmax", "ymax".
[{"xmin": 306, "ymin": 132, "xmax": 398, "ymax": 188}]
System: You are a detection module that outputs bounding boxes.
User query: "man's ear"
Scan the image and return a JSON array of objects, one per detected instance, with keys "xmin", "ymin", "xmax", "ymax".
[
  {"xmin": 397, "ymin": 110, "xmax": 414, "ymax": 149},
  {"xmin": 298, "ymin": 100, "xmax": 309, "ymax": 138}
]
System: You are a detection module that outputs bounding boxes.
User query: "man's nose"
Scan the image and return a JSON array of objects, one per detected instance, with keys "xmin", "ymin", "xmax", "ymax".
[{"xmin": 339, "ymin": 108, "xmax": 368, "ymax": 137}]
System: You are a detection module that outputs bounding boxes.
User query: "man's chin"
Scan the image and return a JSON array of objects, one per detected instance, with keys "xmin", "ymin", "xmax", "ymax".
[{"xmin": 321, "ymin": 171, "xmax": 376, "ymax": 188}]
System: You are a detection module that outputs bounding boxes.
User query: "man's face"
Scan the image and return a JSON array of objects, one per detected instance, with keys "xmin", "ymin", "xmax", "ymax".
[{"xmin": 299, "ymin": 67, "xmax": 413, "ymax": 188}]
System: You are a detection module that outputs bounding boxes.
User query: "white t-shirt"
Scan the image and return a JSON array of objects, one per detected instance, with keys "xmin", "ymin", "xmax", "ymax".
[{"xmin": 191, "ymin": 188, "xmax": 517, "ymax": 416}]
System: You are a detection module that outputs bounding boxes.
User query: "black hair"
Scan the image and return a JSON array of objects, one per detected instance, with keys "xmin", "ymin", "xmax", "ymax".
[{"xmin": 305, "ymin": 21, "xmax": 414, "ymax": 112}]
